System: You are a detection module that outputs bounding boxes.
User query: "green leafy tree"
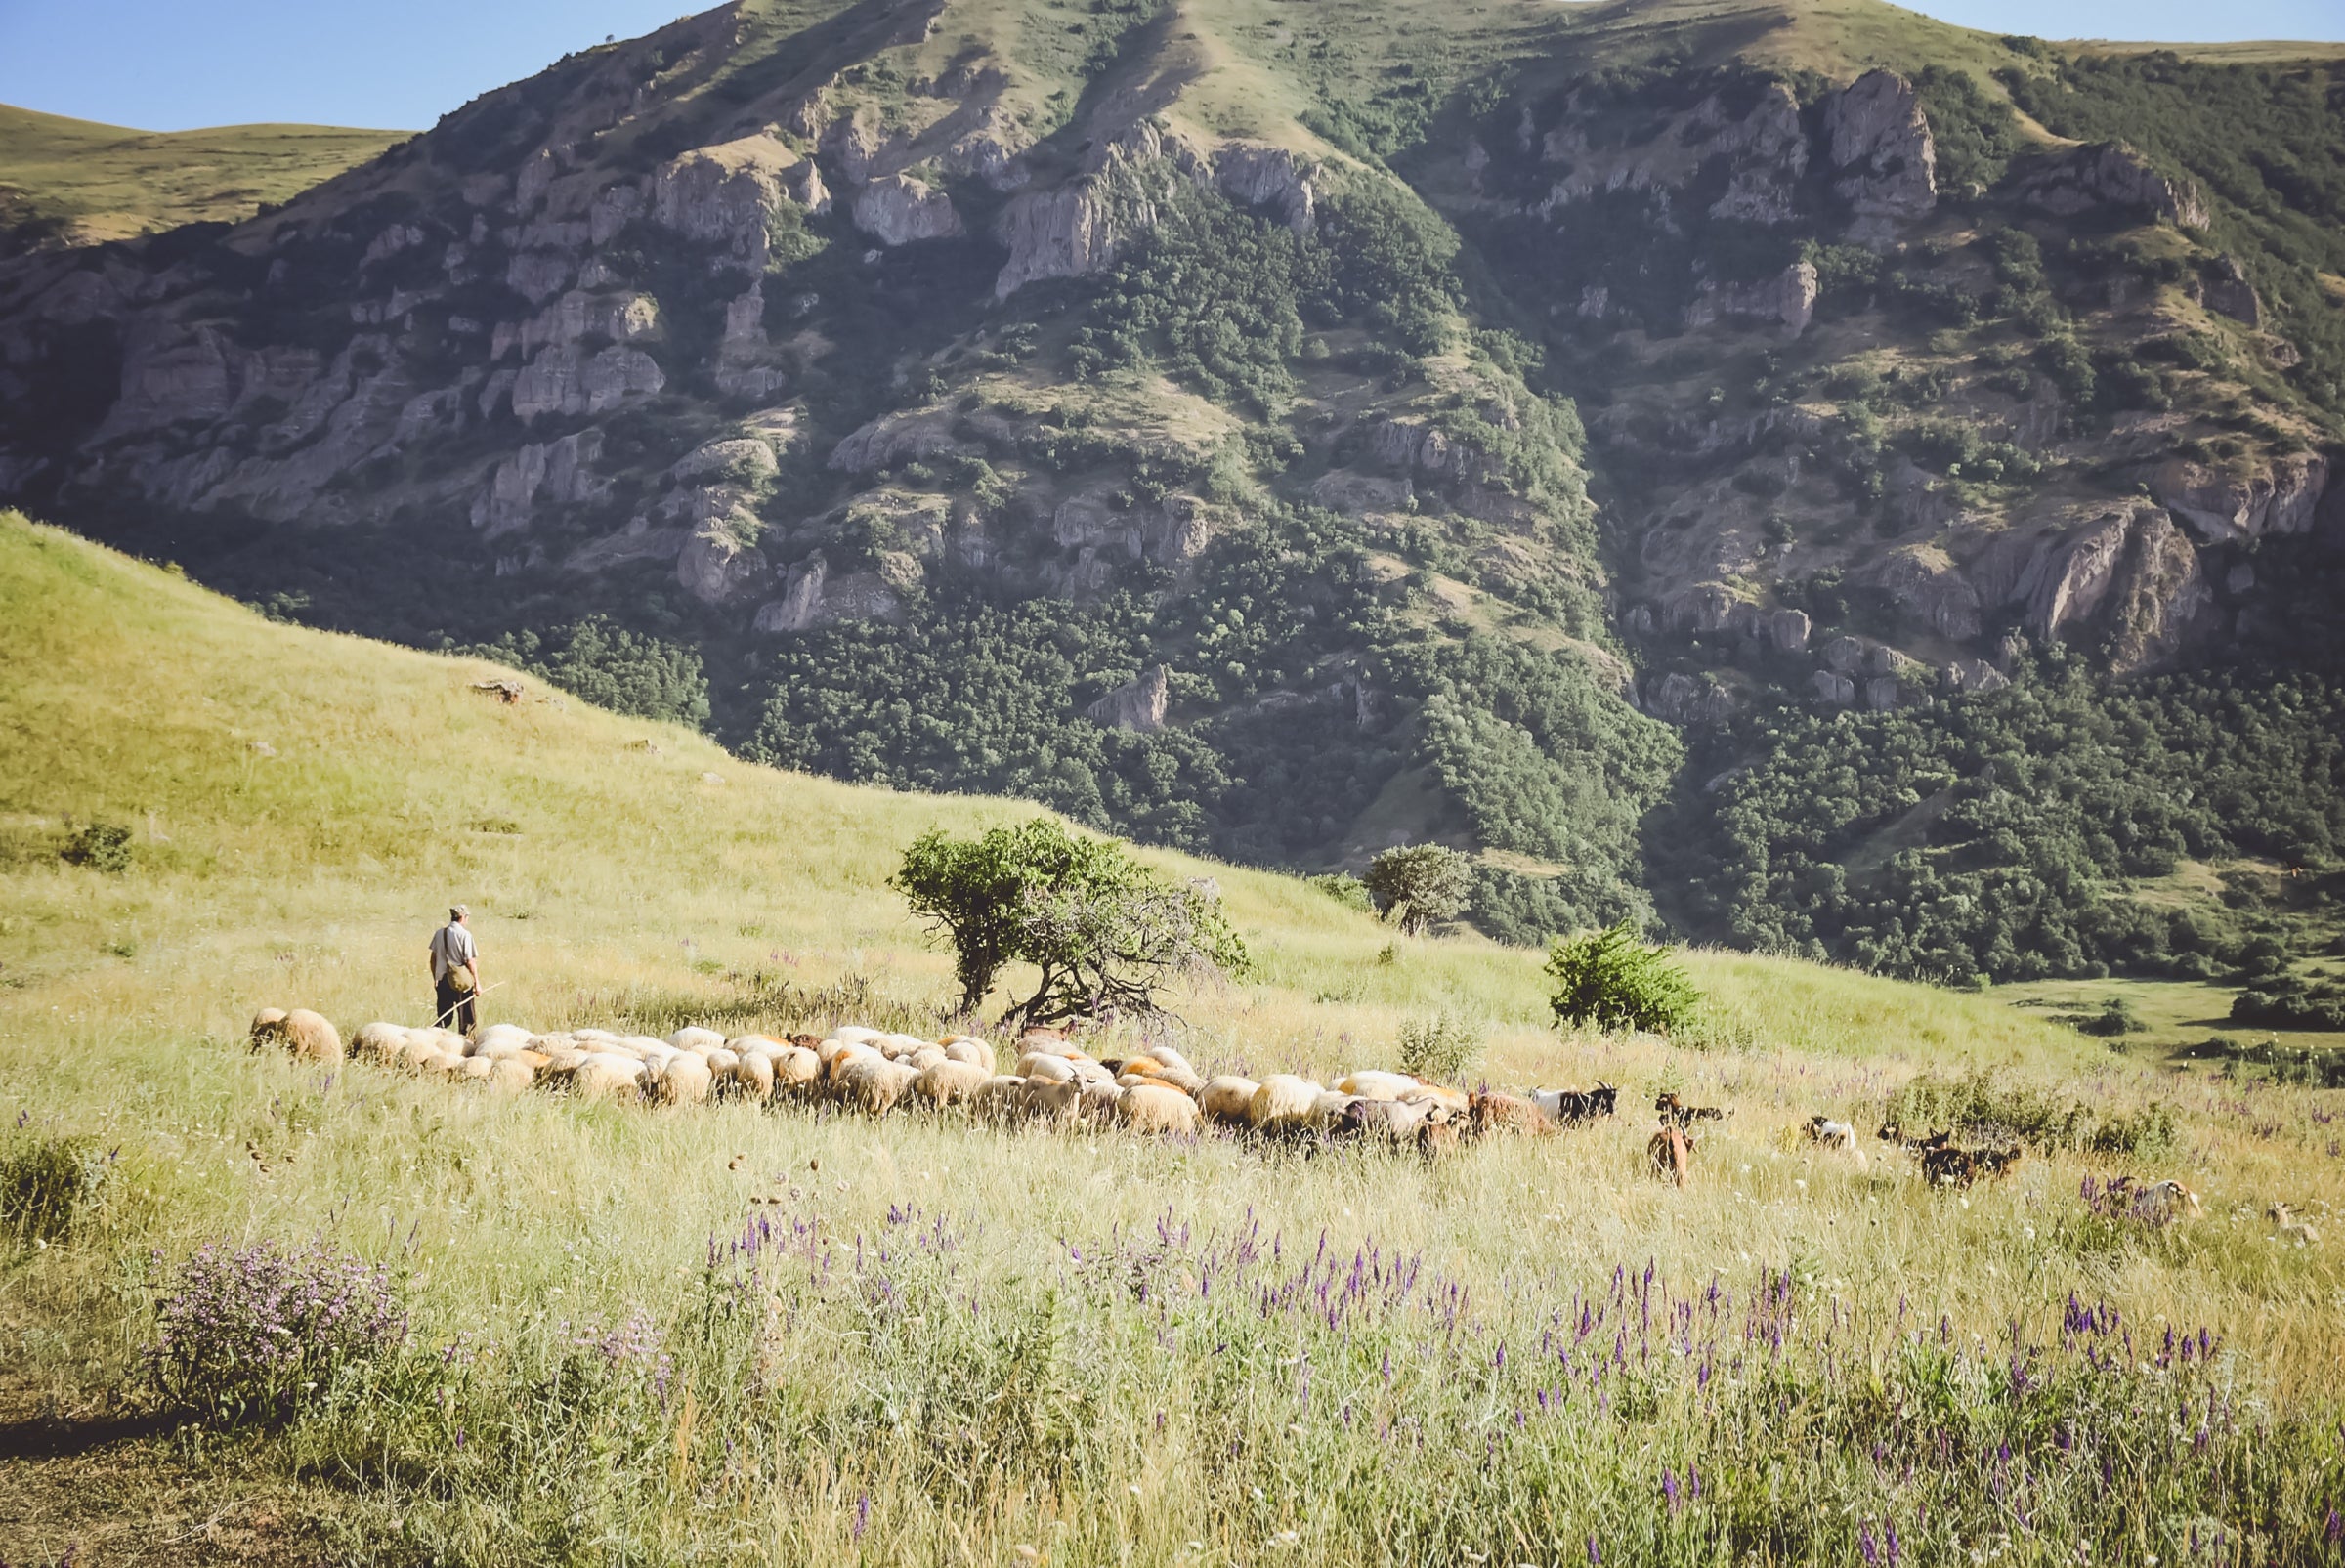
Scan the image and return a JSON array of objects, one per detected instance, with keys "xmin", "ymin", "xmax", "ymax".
[
  {"xmin": 892, "ymin": 818, "xmax": 1247, "ymax": 1023},
  {"xmin": 1363, "ymin": 843, "xmax": 1472, "ymax": 936},
  {"xmin": 1545, "ymin": 920, "xmax": 1701, "ymax": 1035}
]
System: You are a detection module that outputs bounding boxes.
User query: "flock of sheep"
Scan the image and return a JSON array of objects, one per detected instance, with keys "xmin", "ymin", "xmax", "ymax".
[{"xmin": 244, "ymin": 1007, "xmax": 2305, "ymax": 1237}]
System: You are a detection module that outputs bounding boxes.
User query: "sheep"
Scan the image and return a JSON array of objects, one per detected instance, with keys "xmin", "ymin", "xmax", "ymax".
[
  {"xmin": 1117, "ymin": 1083, "xmax": 1201, "ymax": 1134},
  {"xmin": 1648, "ymin": 1125, "xmax": 1695, "ymax": 1187},
  {"xmin": 1021, "ymin": 1078, "xmax": 1084, "ymax": 1124},
  {"xmin": 1467, "ymin": 1091, "xmax": 1552, "ymax": 1137},
  {"xmin": 906, "ymin": 1045, "xmax": 949, "ymax": 1073},
  {"xmin": 668, "ymin": 1027, "xmax": 726, "ymax": 1052},
  {"xmin": 572, "ymin": 1056, "xmax": 646, "ymax": 1102},
  {"xmin": 1308, "ymin": 1091, "xmax": 1360, "ymax": 1131},
  {"xmin": 351, "ymin": 1022, "xmax": 411, "ymax": 1062},
  {"xmin": 471, "ymin": 1023, "xmax": 533, "ymax": 1057},
  {"xmin": 731, "ymin": 1051, "xmax": 777, "ymax": 1102},
  {"xmin": 1016, "ymin": 1030, "xmax": 1082, "ymax": 1060},
  {"xmin": 1398, "ymin": 1083, "xmax": 1469, "ymax": 1116},
  {"xmin": 1016, "ymin": 1053, "xmax": 1077, "ymax": 1084},
  {"xmin": 1068, "ymin": 1057, "xmax": 1119, "ymax": 1088},
  {"xmin": 942, "ymin": 1037, "xmax": 997, "ymax": 1073},
  {"xmin": 970, "ymin": 1075, "xmax": 1028, "ymax": 1123},
  {"xmin": 834, "ymin": 1025, "xmax": 885, "ymax": 1046},
  {"xmin": 836, "ymin": 1055, "xmax": 920, "ymax": 1116},
  {"xmin": 253, "ymin": 1008, "xmax": 342, "ymax": 1064},
  {"xmin": 1336, "ymin": 1071, "xmax": 1418, "ymax": 1102},
  {"xmin": 651, "ymin": 1054, "xmax": 714, "ymax": 1107},
  {"xmin": 1198, "ymin": 1076, "xmax": 1260, "ymax": 1126},
  {"xmin": 1248, "ymin": 1075, "xmax": 1324, "ymax": 1132},
  {"xmin": 2269, "ymin": 1204, "xmax": 2320, "ymax": 1247},
  {"xmin": 881, "ymin": 1033, "xmax": 932, "ymax": 1061},
  {"xmin": 483, "ymin": 1058, "xmax": 535, "ymax": 1093},
  {"xmin": 915, "ymin": 1059, "xmax": 993, "ymax": 1107},
  {"xmin": 1803, "ymin": 1117, "xmax": 1868, "ymax": 1170},
  {"xmin": 1341, "ymin": 1097, "xmax": 1447, "ymax": 1142},
  {"xmin": 772, "ymin": 1045, "xmax": 822, "ymax": 1092},
  {"xmin": 1076, "ymin": 1080, "xmax": 1124, "ymax": 1125}
]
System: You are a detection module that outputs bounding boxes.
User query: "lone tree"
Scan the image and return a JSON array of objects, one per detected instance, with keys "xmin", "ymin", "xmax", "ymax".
[
  {"xmin": 1363, "ymin": 843, "xmax": 1472, "ymax": 936},
  {"xmin": 1545, "ymin": 919, "xmax": 1700, "ymax": 1036},
  {"xmin": 893, "ymin": 817, "xmax": 1247, "ymax": 1023}
]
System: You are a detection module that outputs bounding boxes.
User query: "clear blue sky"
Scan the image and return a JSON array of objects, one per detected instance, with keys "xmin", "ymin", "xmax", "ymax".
[{"xmin": 0, "ymin": 0, "xmax": 2341, "ymax": 133}]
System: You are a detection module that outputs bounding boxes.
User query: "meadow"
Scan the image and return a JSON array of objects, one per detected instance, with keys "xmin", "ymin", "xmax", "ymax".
[{"xmin": 2, "ymin": 511, "xmax": 2340, "ymax": 1565}]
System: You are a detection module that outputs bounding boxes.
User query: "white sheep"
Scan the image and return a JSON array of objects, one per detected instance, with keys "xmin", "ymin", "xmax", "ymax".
[
  {"xmin": 1198, "ymin": 1077, "xmax": 1260, "ymax": 1126},
  {"xmin": 1018, "ymin": 1053, "xmax": 1079, "ymax": 1084},
  {"xmin": 1335, "ymin": 1070, "xmax": 1417, "ymax": 1102},
  {"xmin": 915, "ymin": 1059, "xmax": 992, "ymax": 1107},
  {"xmin": 1248, "ymin": 1075, "xmax": 1323, "ymax": 1131},
  {"xmin": 942, "ymin": 1036, "xmax": 997, "ymax": 1073},
  {"xmin": 653, "ymin": 1054, "xmax": 714, "ymax": 1106},
  {"xmin": 1117, "ymin": 1082, "xmax": 1200, "ymax": 1134},
  {"xmin": 970, "ymin": 1075, "xmax": 1028, "ymax": 1123},
  {"xmin": 668, "ymin": 1027, "xmax": 726, "ymax": 1052},
  {"xmin": 835, "ymin": 1055, "xmax": 919, "ymax": 1115}
]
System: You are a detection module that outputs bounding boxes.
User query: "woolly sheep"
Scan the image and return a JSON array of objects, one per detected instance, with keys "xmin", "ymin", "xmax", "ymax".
[
  {"xmin": 1116, "ymin": 1082, "xmax": 1200, "ymax": 1134},
  {"xmin": 653, "ymin": 1054, "xmax": 714, "ymax": 1106},
  {"xmin": 1198, "ymin": 1077, "xmax": 1260, "ymax": 1126},
  {"xmin": 1248, "ymin": 1075, "xmax": 1322, "ymax": 1130},
  {"xmin": 1335, "ymin": 1071, "xmax": 1417, "ymax": 1102},
  {"xmin": 942, "ymin": 1037, "xmax": 997, "ymax": 1073},
  {"xmin": 1398, "ymin": 1083, "xmax": 1469, "ymax": 1115},
  {"xmin": 249, "ymin": 1007, "xmax": 288, "ymax": 1040},
  {"xmin": 1342, "ymin": 1097, "xmax": 1446, "ymax": 1140},
  {"xmin": 1307, "ymin": 1091, "xmax": 1360, "ymax": 1131},
  {"xmin": 1077, "ymin": 1080, "xmax": 1124, "ymax": 1124},
  {"xmin": 733, "ymin": 1052, "xmax": 777, "ymax": 1102},
  {"xmin": 483, "ymin": 1058, "xmax": 534, "ymax": 1093},
  {"xmin": 772, "ymin": 1045, "xmax": 822, "ymax": 1090},
  {"xmin": 471, "ymin": 1023, "xmax": 533, "ymax": 1057},
  {"xmin": 881, "ymin": 1033, "xmax": 932, "ymax": 1060},
  {"xmin": 1018, "ymin": 1053, "xmax": 1078, "ymax": 1084},
  {"xmin": 266, "ymin": 1008, "xmax": 343, "ymax": 1064},
  {"xmin": 970, "ymin": 1075, "xmax": 1027, "ymax": 1123},
  {"xmin": 573, "ymin": 1056, "xmax": 646, "ymax": 1102},
  {"xmin": 729, "ymin": 1034, "xmax": 785, "ymax": 1055},
  {"xmin": 826, "ymin": 1043, "xmax": 883, "ymax": 1081},
  {"xmin": 833, "ymin": 1025, "xmax": 885, "ymax": 1046},
  {"xmin": 457, "ymin": 1056, "xmax": 495, "ymax": 1082},
  {"xmin": 836, "ymin": 1055, "xmax": 919, "ymax": 1115},
  {"xmin": 915, "ymin": 1059, "xmax": 992, "ymax": 1106},
  {"xmin": 1016, "ymin": 1032, "xmax": 1082, "ymax": 1060},
  {"xmin": 907, "ymin": 1045, "xmax": 949, "ymax": 1073},
  {"xmin": 668, "ymin": 1027, "xmax": 726, "ymax": 1052},
  {"xmin": 351, "ymin": 1022, "xmax": 410, "ymax": 1062},
  {"xmin": 1020, "ymin": 1078, "xmax": 1083, "ymax": 1123}
]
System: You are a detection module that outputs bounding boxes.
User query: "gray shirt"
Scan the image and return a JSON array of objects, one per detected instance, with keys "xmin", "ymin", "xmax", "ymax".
[{"xmin": 430, "ymin": 921, "xmax": 478, "ymax": 983}]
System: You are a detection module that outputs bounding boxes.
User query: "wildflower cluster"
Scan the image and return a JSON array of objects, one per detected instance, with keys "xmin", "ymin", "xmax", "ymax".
[{"xmin": 147, "ymin": 1236, "xmax": 406, "ymax": 1424}]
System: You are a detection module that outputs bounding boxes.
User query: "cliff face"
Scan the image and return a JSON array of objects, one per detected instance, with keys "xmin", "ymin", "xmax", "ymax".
[{"xmin": 0, "ymin": 0, "xmax": 2341, "ymax": 887}]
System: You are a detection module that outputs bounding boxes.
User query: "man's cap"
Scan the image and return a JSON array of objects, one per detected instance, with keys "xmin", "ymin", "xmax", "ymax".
[{"xmin": 449, "ymin": 904, "xmax": 469, "ymax": 920}]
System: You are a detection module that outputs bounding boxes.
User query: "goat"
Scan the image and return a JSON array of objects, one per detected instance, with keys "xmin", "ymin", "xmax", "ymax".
[
  {"xmin": 1655, "ymin": 1092, "xmax": 1729, "ymax": 1128},
  {"xmin": 1648, "ymin": 1125, "xmax": 1694, "ymax": 1187}
]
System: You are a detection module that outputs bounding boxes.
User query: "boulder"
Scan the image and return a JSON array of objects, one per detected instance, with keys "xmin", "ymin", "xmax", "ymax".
[
  {"xmin": 1812, "ymin": 669, "xmax": 1856, "ymax": 706},
  {"xmin": 1684, "ymin": 261, "xmax": 1819, "ymax": 338}
]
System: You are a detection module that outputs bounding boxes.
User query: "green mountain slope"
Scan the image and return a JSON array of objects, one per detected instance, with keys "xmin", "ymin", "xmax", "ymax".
[
  {"xmin": 0, "ymin": 0, "xmax": 2342, "ymax": 987},
  {"xmin": 0, "ymin": 103, "xmax": 405, "ymax": 255}
]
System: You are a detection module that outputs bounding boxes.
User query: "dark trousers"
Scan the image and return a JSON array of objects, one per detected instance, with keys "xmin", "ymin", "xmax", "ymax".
[{"xmin": 435, "ymin": 979, "xmax": 477, "ymax": 1037}]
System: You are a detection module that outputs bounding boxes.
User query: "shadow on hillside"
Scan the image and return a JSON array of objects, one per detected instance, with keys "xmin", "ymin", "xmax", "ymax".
[{"xmin": 0, "ymin": 1405, "xmax": 175, "ymax": 1460}]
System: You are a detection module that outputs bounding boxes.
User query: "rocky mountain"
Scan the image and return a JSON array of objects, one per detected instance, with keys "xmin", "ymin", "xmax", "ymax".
[{"xmin": 2, "ymin": 0, "xmax": 2342, "ymax": 980}]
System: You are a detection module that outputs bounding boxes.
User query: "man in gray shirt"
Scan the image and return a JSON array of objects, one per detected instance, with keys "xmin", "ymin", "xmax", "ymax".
[{"xmin": 429, "ymin": 905, "xmax": 482, "ymax": 1035}]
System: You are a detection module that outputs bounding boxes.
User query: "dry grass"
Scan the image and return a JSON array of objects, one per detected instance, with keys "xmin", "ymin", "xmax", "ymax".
[{"xmin": 2, "ymin": 512, "xmax": 2339, "ymax": 1562}]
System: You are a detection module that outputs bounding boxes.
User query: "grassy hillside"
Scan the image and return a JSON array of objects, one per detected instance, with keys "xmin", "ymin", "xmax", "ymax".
[
  {"xmin": 2, "ymin": 513, "xmax": 2339, "ymax": 1560},
  {"xmin": 0, "ymin": 103, "xmax": 402, "ymax": 253}
]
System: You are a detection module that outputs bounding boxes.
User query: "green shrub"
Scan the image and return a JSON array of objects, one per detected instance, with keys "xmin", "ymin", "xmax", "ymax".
[
  {"xmin": 460, "ymin": 616, "xmax": 709, "ymax": 728},
  {"xmin": 2072, "ymin": 997, "xmax": 2148, "ymax": 1037},
  {"xmin": 1, "ymin": 1132, "xmax": 109, "ymax": 1242},
  {"xmin": 1544, "ymin": 920, "xmax": 1701, "ymax": 1035},
  {"xmin": 1882, "ymin": 1069, "xmax": 2174, "ymax": 1156},
  {"xmin": 62, "ymin": 821, "xmax": 133, "ymax": 872},
  {"xmin": 146, "ymin": 1236, "xmax": 409, "ymax": 1426},
  {"xmin": 1306, "ymin": 872, "xmax": 1374, "ymax": 912},
  {"xmin": 1363, "ymin": 843, "xmax": 1473, "ymax": 936},
  {"xmin": 1394, "ymin": 1010, "xmax": 1482, "ymax": 1083}
]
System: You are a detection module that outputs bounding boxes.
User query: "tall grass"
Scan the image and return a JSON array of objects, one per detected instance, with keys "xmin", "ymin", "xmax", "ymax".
[{"xmin": 2, "ymin": 514, "xmax": 2339, "ymax": 1560}]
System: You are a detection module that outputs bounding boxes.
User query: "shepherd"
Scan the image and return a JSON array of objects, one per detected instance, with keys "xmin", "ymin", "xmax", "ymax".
[{"xmin": 429, "ymin": 904, "xmax": 482, "ymax": 1035}]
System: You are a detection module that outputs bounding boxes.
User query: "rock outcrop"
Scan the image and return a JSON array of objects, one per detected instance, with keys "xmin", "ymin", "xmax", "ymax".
[
  {"xmin": 2011, "ymin": 143, "xmax": 2207, "ymax": 230},
  {"xmin": 471, "ymin": 430, "xmax": 608, "ymax": 536},
  {"xmin": 1087, "ymin": 665, "xmax": 1171, "ymax": 732},
  {"xmin": 851, "ymin": 174, "xmax": 963, "ymax": 245},
  {"xmin": 2149, "ymin": 452, "xmax": 2329, "ymax": 545},
  {"xmin": 652, "ymin": 134, "xmax": 830, "ymax": 266},
  {"xmin": 1683, "ymin": 261, "xmax": 1819, "ymax": 338},
  {"xmin": 1825, "ymin": 71, "xmax": 1936, "ymax": 226}
]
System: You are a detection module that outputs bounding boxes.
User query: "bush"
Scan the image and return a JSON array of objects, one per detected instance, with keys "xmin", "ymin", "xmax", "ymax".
[
  {"xmin": 893, "ymin": 818, "xmax": 1248, "ymax": 1023},
  {"xmin": 1544, "ymin": 920, "xmax": 1701, "ymax": 1035},
  {"xmin": 1882, "ymin": 1070, "xmax": 2174, "ymax": 1156},
  {"xmin": 1394, "ymin": 1010, "xmax": 1481, "ymax": 1083},
  {"xmin": 1307, "ymin": 872, "xmax": 1374, "ymax": 912},
  {"xmin": 2072, "ymin": 997, "xmax": 2148, "ymax": 1037},
  {"xmin": 62, "ymin": 821, "xmax": 133, "ymax": 872},
  {"xmin": 1, "ymin": 1133, "xmax": 109, "ymax": 1243},
  {"xmin": 459, "ymin": 616, "xmax": 710, "ymax": 728},
  {"xmin": 147, "ymin": 1236, "xmax": 408, "ymax": 1425},
  {"xmin": 1363, "ymin": 843, "xmax": 1473, "ymax": 936}
]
